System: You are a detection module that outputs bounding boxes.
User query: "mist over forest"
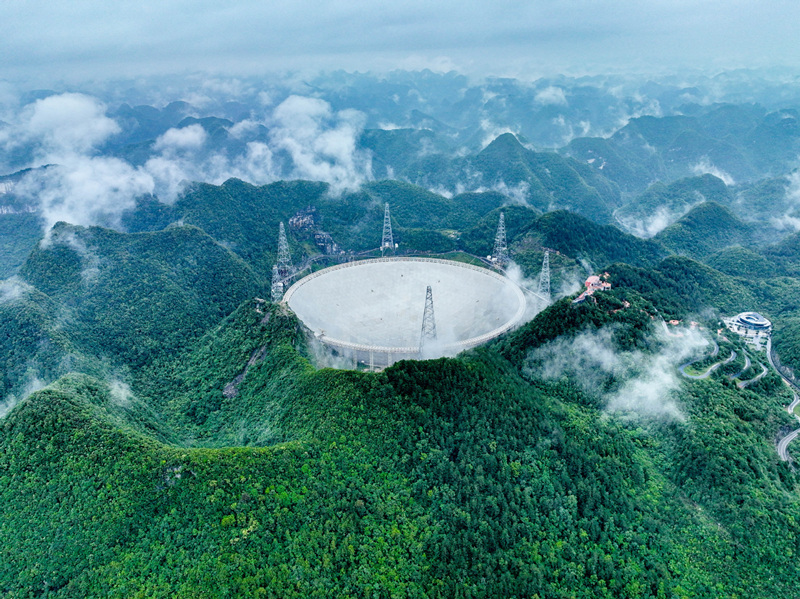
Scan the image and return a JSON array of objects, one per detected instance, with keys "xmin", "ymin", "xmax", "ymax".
[
  {"xmin": 5, "ymin": 69, "xmax": 800, "ymax": 239},
  {"xmin": 5, "ymin": 4, "xmax": 800, "ymax": 595}
]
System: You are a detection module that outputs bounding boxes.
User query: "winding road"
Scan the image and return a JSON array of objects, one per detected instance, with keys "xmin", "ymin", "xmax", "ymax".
[
  {"xmin": 728, "ymin": 352, "xmax": 751, "ymax": 380},
  {"xmin": 777, "ymin": 426, "xmax": 800, "ymax": 461},
  {"xmin": 777, "ymin": 392, "xmax": 800, "ymax": 461},
  {"xmin": 738, "ymin": 363, "xmax": 768, "ymax": 389},
  {"xmin": 678, "ymin": 340, "xmax": 731, "ymax": 380},
  {"xmin": 788, "ymin": 393, "xmax": 800, "ymax": 415},
  {"xmin": 766, "ymin": 339, "xmax": 800, "ymax": 462},
  {"xmin": 678, "ymin": 336, "xmax": 800, "ymax": 461}
]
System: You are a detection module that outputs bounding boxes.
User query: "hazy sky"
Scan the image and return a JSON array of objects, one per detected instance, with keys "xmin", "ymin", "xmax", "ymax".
[{"xmin": 3, "ymin": 0, "xmax": 800, "ymax": 83}]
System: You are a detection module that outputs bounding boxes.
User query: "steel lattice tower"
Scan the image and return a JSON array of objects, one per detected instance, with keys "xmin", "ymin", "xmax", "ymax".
[
  {"xmin": 493, "ymin": 212, "xmax": 508, "ymax": 266},
  {"xmin": 420, "ymin": 285, "xmax": 437, "ymax": 350},
  {"xmin": 537, "ymin": 250, "xmax": 551, "ymax": 304},
  {"xmin": 270, "ymin": 264, "xmax": 284, "ymax": 302},
  {"xmin": 276, "ymin": 222, "xmax": 293, "ymax": 278},
  {"xmin": 381, "ymin": 203, "xmax": 394, "ymax": 253}
]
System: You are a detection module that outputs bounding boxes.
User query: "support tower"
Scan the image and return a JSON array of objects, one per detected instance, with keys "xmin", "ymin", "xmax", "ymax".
[
  {"xmin": 276, "ymin": 222, "xmax": 293, "ymax": 278},
  {"xmin": 271, "ymin": 264, "xmax": 284, "ymax": 303},
  {"xmin": 420, "ymin": 285, "xmax": 437, "ymax": 351},
  {"xmin": 493, "ymin": 212, "xmax": 508, "ymax": 266},
  {"xmin": 381, "ymin": 203, "xmax": 394, "ymax": 253},
  {"xmin": 537, "ymin": 250, "xmax": 551, "ymax": 304}
]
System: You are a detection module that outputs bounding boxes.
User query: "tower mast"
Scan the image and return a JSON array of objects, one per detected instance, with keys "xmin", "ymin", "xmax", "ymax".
[
  {"xmin": 381, "ymin": 203, "xmax": 394, "ymax": 254},
  {"xmin": 420, "ymin": 285, "xmax": 437, "ymax": 353},
  {"xmin": 276, "ymin": 222, "xmax": 293, "ymax": 278},
  {"xmin": 537, "ymin": 250, "xmax": 551, "ymax": 304},
  {"xmin": 270, "ymin": 264, "xmax": 283, "ymax": 302},
  {"xmin": 492, "ymin": 212, "xmax": 508, "ymax": 266}
]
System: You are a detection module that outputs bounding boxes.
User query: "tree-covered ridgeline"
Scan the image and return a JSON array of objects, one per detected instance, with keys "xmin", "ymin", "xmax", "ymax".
[
  {"xmin": 6, "ymin": 129, "xmax": 800, "ymax": 594},
  {"xmin": 2, "ymin": 286, "xmax": 799, "ymax": 597}
]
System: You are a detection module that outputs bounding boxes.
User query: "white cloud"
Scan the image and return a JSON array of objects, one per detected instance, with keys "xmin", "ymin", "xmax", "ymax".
[
  {"xmin": 142, "ymin": 155, "xmax": 189, "ymax": 203},
  {"xmin": 616, "ymin": 203, "xmax": 697, "ymax": 238},
  {"xmin": 18, "ymin": 156, "xmax": 154, "ymax": 230},
  {"xmin": 109, "ymin": 379, "xmax": 133, "ymax": 407},
  {"xmin": 0, "ymin": 277, "xmax": 30, "ymax": 304},
  {"xmin": 535, "ymin": 86, "xmax": 567, "ymax": 106},
  {"xmin": 227, "ymin": 119, "xmax": 261, "ymax": 139},
  {"xmin": 478, "ymin": 119, "xmax": 519, "ymax": 149},
  {"xmin": 769, "ymin": 170, "xmax": 800, "ymax": 231},
  {"xmin": 3, "ymin": 88, "xmax": 378, "ymax": 228},
  {"xmin": 269, "ymin": 96, "xmax": 372, "ymax": 193},
  {"xmin": 14, "ymin": 93, "xmax": 119, "ymax": 157},
  {"xmin": 231, "ymin": 142, "xmax": 278, "ymax": 182},
  {"xmin": 691, "ymin": 157, "xmax": 734, "ymax": 186},
  {"xmin": 550, "ymin": 115, "xmax": 593, "ymax": 146},
  {"xmin": 153, "ymin": 124, "xmax": 207, "ymax": 151},
  {"xmin": 0, "ymin": 374, "xmax": 45, "ymax": 420},
  {"xmin": 525, "ymin": 324, "xmax": 709, "ymax": 420},
  {"xmin": 0, "ymin": 93, "xmax": 156, "ymax": 229}
]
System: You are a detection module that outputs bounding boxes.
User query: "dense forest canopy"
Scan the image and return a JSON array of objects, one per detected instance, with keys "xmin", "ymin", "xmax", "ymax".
[{"xmin": 3, "ymin": 70, "xmax": 800, "ymax": 597}]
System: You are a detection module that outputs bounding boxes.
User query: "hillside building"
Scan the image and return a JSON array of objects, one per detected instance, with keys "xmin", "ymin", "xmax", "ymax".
[
  {"xmin": 572, "ymin": 273, "xmax": 612, "ymax": 304},
  {"xmin": 723, "ymin": 311, "xmax": 772, "ymax": 349}
]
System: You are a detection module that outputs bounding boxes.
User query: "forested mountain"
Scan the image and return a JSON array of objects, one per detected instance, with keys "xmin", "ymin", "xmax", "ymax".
[
  {"xmin": 613, "ymin": 174, "xmax": 732, "ymax": 237},
  {"xmin": 563, "ymin": 106, "xmax": 800, "ymax": 190},
  {"xmin": 2, "ymin": 281, "xmax": 799, "ymax": 597},
  {"xmin": 4, "ymin": 178, "xmax": 800, "ymax": 596},
  {"xmin": 4, "ymin": 70, "xmax": 800, "ymax": 597},
  {"xmin": 653, "ymin": 201, "xmax": 755, "ymax": 258}
]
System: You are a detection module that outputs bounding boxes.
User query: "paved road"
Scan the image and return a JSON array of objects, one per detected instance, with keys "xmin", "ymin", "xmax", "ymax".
[
  {"xmin": 679, "ymin": 345, "xmax": 731, "ymax": 380},
  {"xmin": 767, "ymin": 339, "xmax": 800, "ymax": 462},
  {"xmin": 729, "ymin": 352, "xmax": 751, "ymax": 380},
  {"xmin": 678, "ymin": 337, "xmax": 800, "ymax": 461},
  {"xmin": 738, "ymin": 363, "xmax": 769, "ymax": 389},
  {"xmin": 778, "ymin": 426, "xmax": 800, "ymax": 461},
  {"xmin": 788, "ymin": 393, "xmax": 800, "ymax": 415},
  {"xmin": 767, "ymin": 338, "xmax": 777, "ymax": 371},
  {"xmin": 777, "ymin": 398, "xmax": 800, "ymax": 462}
]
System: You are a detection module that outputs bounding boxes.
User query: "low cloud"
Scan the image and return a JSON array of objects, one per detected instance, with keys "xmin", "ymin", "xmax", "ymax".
[
  {"xmin": 0, "ymin": 372, "xmax": 45, "ymax": 420},
  {"xmin": 691, "ymin": 158, "xmax": 734, "ymax": 186},
  {"xmin": 616, "ymin": 203, "xmax": 696, "ymax": 238},
  {"xmin": 769, "ymin": 171, "xmax": 800, "ymax": 231},
  {"xmin": 153, "ymin": 123, "xmax": 207, "ymax": 151},
  {"xmin": 8, "ymin": 93, "xmax": 119, "ymax": 158},
  {"xmin": 40, "ymin": 226, "xmax": 102, "ymax": 284},
  {"xmin": 4, "ymin": 91, "xmax": 373, "ymax": 231},
  {"xmin": 505, "ymin": 258, "xmax": 582, "ymax": 321},
  {"xmin": 270, "ymin": 96, "xmax": 372, "ymax": 193},
  {"xmin": 227, "ymin": 119, "xmax": 262, "ymax": 139},
  {"xmin": 17, "ymin": 156, "xmax": 155, "ymax": 230},
  {"xmin": 0, "ymin": 277, "xmax": 30, "ymax": 304},
  {"xmin": 614, "ymin": 95, "xmax": 663, "ymax": 130},
  {"xmin": 478, "ymin": 119, "xmax": 520, "ymax": 149},
  {"xmin": 109, "ymin": 379, "xmax": 134, "ymax": 407},
  {"xmin": 535, "ymin": 86, "xmax": 567, "ymax": 106},
  {"xmin": 491, "ymin": 180, "xmax": 531, "ymax": 205},
  {"xmin": 551, "ymin": 115, "xmax": 592, "ymax": 146},
  {"xmin": 4, "ymin": 92, "xmax": 155, "ymax": 229},
  {"xmin": 504, "ymin": 261, "xmax": 548, "ymax": 320},
  {"xmin": 140, "ymin": 95, "xmax": 373, "ymax": 199},
  {"xmin": 524, "ymin": 324, "xmax": 709, "ymax": 420}
]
